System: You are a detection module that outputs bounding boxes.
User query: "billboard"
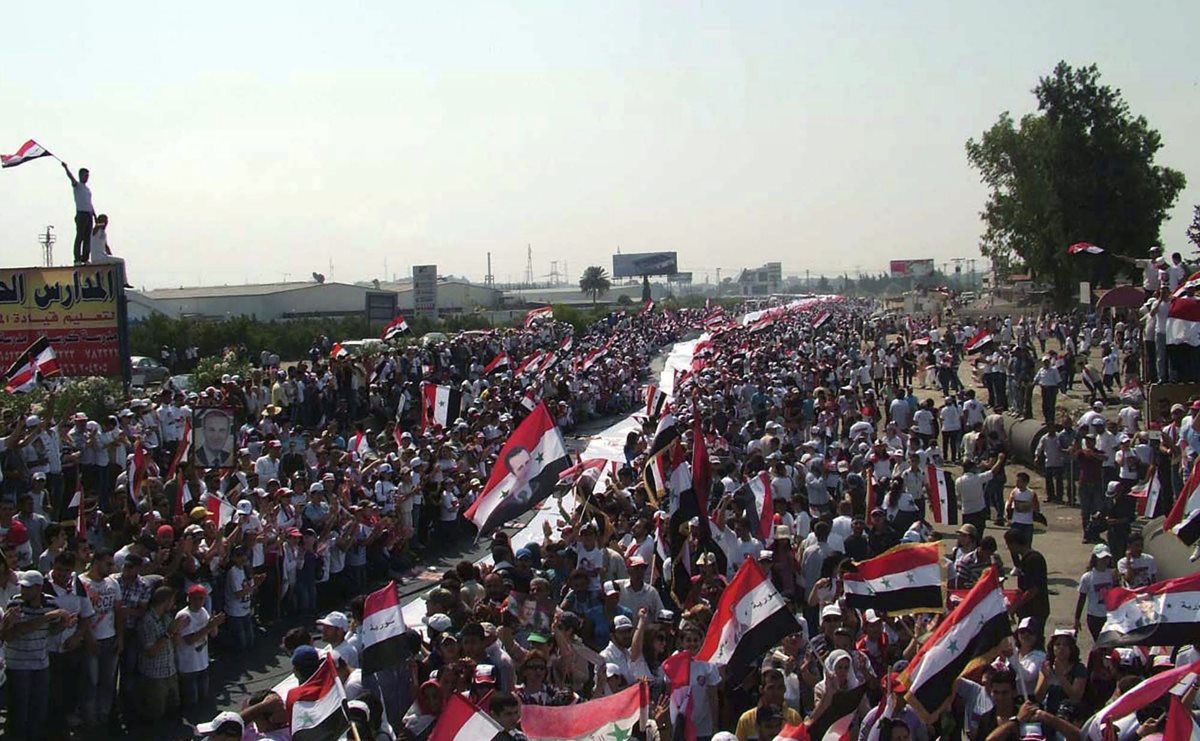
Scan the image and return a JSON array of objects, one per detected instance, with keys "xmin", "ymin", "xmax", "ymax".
[
  {"xmin": 365, "ymin": 291, "xmax": 398, "ymax": 323},
  {"xmin": 612, "ymin": 252, "xmax": 678, "ymax": 278},
  {"xmin": 0, "ymin": 264, "xmax": 128, "ymax": 378},
  {"xmin": 412, "ymin": 265, "xmax": 438, "ymax": 320},
  {"xmin": 889, "ymin": 259, "xmax": 935, "ymax": 278}
]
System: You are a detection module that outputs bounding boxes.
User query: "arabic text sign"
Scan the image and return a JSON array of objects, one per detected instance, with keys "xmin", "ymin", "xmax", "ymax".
[{"xmin": 0, "ymin": 265, "xmax": 124, "ymax": 377}]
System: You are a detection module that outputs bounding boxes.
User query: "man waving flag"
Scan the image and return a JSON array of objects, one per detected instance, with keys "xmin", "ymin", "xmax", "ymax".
[{"xmin": 464, "ymin": 402, "xmax": 570, "ymax": 538}]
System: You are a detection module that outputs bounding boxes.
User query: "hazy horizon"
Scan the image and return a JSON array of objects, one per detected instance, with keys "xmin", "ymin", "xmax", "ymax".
[{"xmin": 3, "ymin": 1, "xmax": 1198, "ymax": 289}]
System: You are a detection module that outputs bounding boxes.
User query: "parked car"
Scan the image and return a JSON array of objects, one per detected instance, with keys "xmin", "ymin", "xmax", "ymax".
[{"xmin": 130, "ymin": 356, "xmax": 170, "ymax": 385}]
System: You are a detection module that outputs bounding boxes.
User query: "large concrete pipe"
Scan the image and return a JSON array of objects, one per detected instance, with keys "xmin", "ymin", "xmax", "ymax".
[
  {"xmin": 1001, "ymin": 415, "xmax": 1047, "ymax": 468},
  {"xmin": 1140, "ymin": 517, "xmax": 1200, "ymax": 580}
]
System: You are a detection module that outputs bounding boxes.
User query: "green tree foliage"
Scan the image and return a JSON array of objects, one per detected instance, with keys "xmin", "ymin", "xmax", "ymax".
[
  {"xmin": 0, "ymin": 377, "xmax": 125, "ymax": 422},
  {"xmin": 578, "ymin": 266, "xmax": 612, "ymax": 308},
  {"xmin": 966, "ymin": 62, "xmax": 1185, "ymax": 303},
  {"xmin": 1188, "ymin": 205, "xmax": 1200, "ymax": 252}
]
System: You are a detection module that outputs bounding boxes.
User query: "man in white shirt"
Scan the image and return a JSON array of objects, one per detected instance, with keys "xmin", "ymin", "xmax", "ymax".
[
  {"xmin": 317, "ymin": 611, "xmax": 360, "ymax": 669},
  {"xmin": 956, "ymin": 454, "xmax": 1006, "ymax": 534},
  {"xmin": 1032, "ymin": 356, "xmax": 1062, "ymax": 424},
  {"xmin": 616, "ymin": 557, "xmax": 663, "ymax": 619},
  {"xmin": 176, "ymin": 584, "xmax": 225, "ymax": 707},
  {"xmin": 61, "ymin": 163, "xmax": 94, "ymax": 263}
]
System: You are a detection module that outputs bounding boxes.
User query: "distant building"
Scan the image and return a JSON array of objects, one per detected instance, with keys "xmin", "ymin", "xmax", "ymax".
[
  {"xmin": 374, "ymin": 277, "xmax": 503, "ymax": 314},
  {"xmin": 506, "ymin": 282, "xmax": 668, "ymax": 308},
  {"xmin": 736, "ymin": 262, "xmax": 783, "ymax": 296},
  {"xmin": 132, "ymin": 281, "xmax": 392, "ymax": 322}
]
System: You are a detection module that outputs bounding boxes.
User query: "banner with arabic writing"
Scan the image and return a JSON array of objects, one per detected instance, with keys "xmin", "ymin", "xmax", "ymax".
[{"xmin": 0, "ymin": 265, "xmax": 126, "ymax": 377}]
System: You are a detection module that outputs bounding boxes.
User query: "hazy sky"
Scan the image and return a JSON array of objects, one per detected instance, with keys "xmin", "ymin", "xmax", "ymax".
[{"xmin": 3, "ymin": 1, "xmax": 1198, "ymax": 289}]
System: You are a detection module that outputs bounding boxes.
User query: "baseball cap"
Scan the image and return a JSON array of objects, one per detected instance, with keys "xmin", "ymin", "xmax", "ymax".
[
  {"xmin": 291, "ymin": 645, "xmax": 321, "ymax": 670},
  {"xmin": 1017, "ymin": 616, "xmax": 1039, "ymax": 632},
  {"xmin": 18, "ymin": 570, "xmax": 43, "ymax": 588},
  {"xmin": 862, "ymin": 609, "xmax": 882, "ymax": 624},
  {"xmin": 612, "ymin": 615, "xmax": 634, "ymax": 631},
  {"xmin": 1092, "ymin": 543, "xmax": 1113, "ymax": 559},
  {"xmin": 474, "ymin": 664, "xmax": 496, "ymax": 684},
  {"xmin": 235, "ymin": 500, "xmax": 253, "ymax": 515},
  {"xmin": 626, "ymin": 555, "xmax": 647, "ymax": 568},
  {"xmin": 196, "ymin": 711, "xmax": 245, "ymax": 736},
  {"xmin": 189, "ymin": 506, "xmax": 211, "ymax": 521},
  {"xmin": 186, "ymin": 584, "xmax": 209, "ymax": 597},
  {"xmin": 820, "ymin": 604, "xmax": 842, "ymax": 620},
  {"xmin": 425, "ymin": 613, "xmax": 453, "ymax": 633},
  {"xmin": 603, "ymin": 581, "xmax": 620, "ymax": 597},
  {"xmin": 956, "ymin": 523, "xmax": 978, "ymax": 537},
  {"xmin": 316, "ymin": 611, "xmax": 350, "ymax": 632}
]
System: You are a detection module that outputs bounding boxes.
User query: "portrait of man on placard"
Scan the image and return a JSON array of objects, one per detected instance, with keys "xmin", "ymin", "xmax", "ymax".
[{"xmin": 193, "ymin": 408, "xmax": 235, "ymax": 469}]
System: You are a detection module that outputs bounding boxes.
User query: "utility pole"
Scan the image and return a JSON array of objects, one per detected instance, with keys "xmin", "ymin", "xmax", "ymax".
[
  {"xmin": 524, "ymin": 245, "xmax": 534, "ymax": 286},
  {"xmin": 38, "ymin": 226, "xmax": 55, "ymax": 267},
  {"xmin": 485, "ymin": 252, "xmax": 494, "ymax": 286},
  {"xmin": 549, "ymin": 260, "xmax": 559, "ymax": 286}
]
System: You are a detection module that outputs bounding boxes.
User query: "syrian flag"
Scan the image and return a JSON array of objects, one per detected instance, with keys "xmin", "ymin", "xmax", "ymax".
[
  {"xmin": 525, "ymin": 305, "xmax": 554, "ymax": 328},
  {"xmin": 580, "ymin": 346, "xmax": 606, "ymax": 372},
  {"xmin": 330, "ymin": 343, "xmax": 349, "ymax": 360},
  {"xmin": 1174, "ymin": 270, "xmax": 1200, "ymax": 298},
  {"xmin": 360, "ymin": 581, "xmax": 408, "ymax": 673},
  {"xmin": 749, "ymin": 314, "xmax": 775, "ymax": 333},
  {"xmin": 697, "ymin": 556, "xmax": 802, "ymax": 681},
  {"xmin": 559, "ymin": 335, "xmax": 574, "ymax": 354},
  {"xmin": 167, "ymin": 417, "xmax": 193, "ymax": 480},
  {"xmin": 662, "ymin": 651, "xmax": 698, "ymax": 741},
  {"xmin": 557, "ymin": 457, "xmax": 609, "ymax": 483},
  {"xmin": 484, "ymin": 352, "xmax": 511, "ymax": 374},
  {"xmin": 421, "ymin": 383, "xmax": 462, "ymax": 431},
  {"xmin": 927, "ymin": 464, "xmax": 957, "ymax": 525},
  {"xmin": 639, "ymin": 299, "xmax": 655, "ymax": 316},
  {"xmin": 899, "ymin": 566, "xmax": 1012, "ymax": 721},
  {"xmin": 646, "ymin": 385, "xmax": 668, "ymax": 418},
  {"xmin": 521, "ymin": 682, "xmax": 649, "ymax": 741},
  {"xmin": 813, "ymin": 310, "xmax": 833, "ymax": 330},
  {"xmin": 843, "ymin": 542, "xmax": 944, "ymax": 615},
  {"xmin": 776, "ymin": 724, "xmax": 812, "ymax": 740},
  {"xmin": 69, "ymin": 476, "xmax": 86, "ymax": 542},
  {"xmin": 382, "ymin": 315, "xmax": 410, "ymax": 342},
  {"xmin": 1068, "ymin": 242, "xmax": 1105, "ymax": 255},
  {"xmin": 1, "ymin": 139, "xmax": 53, "ymax": 168},
  {"xmin": 963, "ymin": 329, "xmax": 994, "ymax": 354},
  {"xmin": 1166, "ymin": 296, "xmax": 1200, "ymax": 346},
  {"xmin": 1082, "ymin": 658, "xmax": 1200, "ymax": 740},
  {"xmin": 690, "ymin": 415, "xmax": 712, "ymax": 521},
  {"xmin": 1164, "ymin": 462, "xmax": 1200, "ymax": 542},
  {"xmin": 464, "ymin": 402, "xmax": 570, "ymax": 538},
  {"xmin": 1098, "ymin": 571, "xmax": 1200, "ymax": 647},
  {"xmin": 206, "ymin": 494, "xmax": 236, "ymax": 529},
  {"xmin": 515, "ymin": 350, "xmax": 544, "ymax": 377},
  {"xmin": 429, "ymin": 693, "xmax": 505, "ymax": 741},
  {"xmin": 745, "ymin": 471, "xmax": 775, "ymax": 541},
  {"xmin": 642, "ymin": 437, "xmax": 680, "ymax": 509},
  {"xmin": 1173, "ymin": 508, "xmax": 1200, "ymax": 547},
  {"xmin": 286, "ymin": 654, "xmax": 348, "ymax": 741},
  {"xmin": 1165, "ymin": 692, "xmax": 1200, "ymax": 741},
  {"xmin": 4, "ymin": 336, "xmax": 62, "ymax": 393},
  {"xmin": 1081, "ymin": 365, "xmax": 1104, "ymax": 397},
  {"xmin": 1130, "ymin": 467, "xmax": 1162, "ymax": 518},
  {"xmin": 128, "ymin": 444, "xmax": 148, "ymax": 505},
  {"xmin": 809, "ymin": 685, "xmax": 869, "ymax": 741}
]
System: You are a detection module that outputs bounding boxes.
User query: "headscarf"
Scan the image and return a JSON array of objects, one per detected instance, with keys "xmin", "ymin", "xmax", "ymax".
[{"xmin": 823, "ymin": 648, "xmax": 862, "ymax": 690}]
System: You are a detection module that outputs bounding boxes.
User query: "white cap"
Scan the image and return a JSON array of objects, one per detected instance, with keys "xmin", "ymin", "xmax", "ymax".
[
  {"xmin": 820, "ymin": 604, "xmax": 842, "ymax": 619},
  {"xmin": 612, "ymin": 615, "xmax": 634, "ymax": 631},
  {"xmin": 235, "ymin": 500, "xmax": 253, "ymax": 515},
  {"xmin": 197, "ymin": 711, "xmax": 245, "ymax": 735},
  {"xmin": 316, "ymin": 611, "xmax": 350, "ymax": 632}
]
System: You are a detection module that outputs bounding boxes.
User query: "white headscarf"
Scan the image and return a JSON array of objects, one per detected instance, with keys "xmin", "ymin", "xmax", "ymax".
[{"xmin": 823, "ymin": 648, "xmax": 862, "ymax": 690}]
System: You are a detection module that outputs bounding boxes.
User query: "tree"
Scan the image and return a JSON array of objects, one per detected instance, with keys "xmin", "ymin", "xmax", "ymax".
[
  {"xmin": 578, "ymin": 266, "xmax": 612, "ymax": 308},
  {"xmin": 1188, "ymin": 204, "xmax": 1200, "ymax": 253},
  {"xmin": 966, "ymin": 62, "xmax": 1185, "ymax": 303}
]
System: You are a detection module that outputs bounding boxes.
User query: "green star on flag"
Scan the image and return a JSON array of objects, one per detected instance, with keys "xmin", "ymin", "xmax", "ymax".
[
  {"xmin": 946, "ymin": 639, "xmax": 959, "ymax": 652},
  {"xmin": 607, "ymin": 723, "xmax": 633, "ymax": 741},
  {"xmin": 880, "ymin": 577, "xmax": 891, "ymax": 588}
]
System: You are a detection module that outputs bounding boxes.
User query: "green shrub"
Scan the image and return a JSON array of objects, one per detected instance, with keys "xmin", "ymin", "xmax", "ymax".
[{"xmin": 0, "ymin": 376, "xmax": 125, "ymax": 422}]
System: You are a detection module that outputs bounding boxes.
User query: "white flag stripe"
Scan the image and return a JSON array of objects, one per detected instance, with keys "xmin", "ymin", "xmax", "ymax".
[
  {"xmin": 705, "ymin": 575, "xmax": 790, "ymax": 665},
  {"xmin": 1101, "ymin": 588, "xmax": 1200, "ymax": 641}
]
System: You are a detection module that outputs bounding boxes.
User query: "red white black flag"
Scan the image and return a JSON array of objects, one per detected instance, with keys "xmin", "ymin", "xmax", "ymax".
[
  {"xmin": 1, "ymin": 139, "xmax": 52, "ymax": 168},
  {"xmin": 4, "ymin": 336, "xmax": 62, "ymax": 393},
  {"xmin": 382, "ymin": 315, "xmax": 410, "ymax": 341},
  {"xmin": 645, "ymin": 384, "xmax": 668, "ymax": 418},
  {"xmin": 744, "ymin": 471, "xmax": 775, "ymax": 541},
  {"xmin": 484, "ymin": 352, "xmax": 511, "ymax": 374},
  {"xmin": 360, "ymin": 581, "xmax": 408, "ymax": 673},
  {"xmin": 1164, "ymin": 460, "xmax": 1200, "ymax": 545},
  {"xmin": 287, "ymin": 654, "xmax": 349, "ymax": 741},
  {"xmin": 697, "ymin": 556, "xmax": 801, "ymax": 681},
  {"xmin": 964, "ymin": 329, "xmax": 994, "ymax": 354},
  {"xmin": 464, "ymin": 402, "xmax": 570, "ymax": 538},
  {"xmin": 1098, "ymin": 571, "xmax": 1200, "ymax": 647},
  {"xmin": 1082, "ymin": 658, "xmax": 1200, "ymax": 739},
  {"xmin": 429, "ymin": 694, "xmax": 504, "ymax": 741},
  {"xmin": 421, "ymin": 383, "xmax": 463, "ymax": 431},
  {"xmin": 900, "ymin": 565, "xmax": 1011, "ymax": 721},
  {"xmin": 525, "ymin": 305, "xmax": 553, "ymax": 328},
  {"xmin": 1067, "ymin": 241, "xmax": 1105, "ymax": 255},
  {"xmin": 843, "ymin": 542, "xmax": 944, "ymax": 615}
]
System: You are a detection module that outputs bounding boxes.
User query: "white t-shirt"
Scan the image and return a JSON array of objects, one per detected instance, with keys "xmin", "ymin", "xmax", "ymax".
[
  {"xmin": 956, "ymin": 471, "xmax": 992, "ymax": 515},
  {"xmin": 1078, "ymin": 569, "xmax": 1114, "ymax": 618},
  {"xmin": 225, "ymin": 567, "xmax": 252, "ymax": 617},
  {"xmin": 1117, "ymin": 554, "xmax": 1157, "ymax": 588},
  {"xmin": 175, "ymin": 606, "xmax": 211, "ymax": 674},
  {"xmin": 79, "ymin": 574, "xmax": 123, "ymax": 641},
  {"xmin": 1009, "ymin": 488, "xmax": 1035, "ymax": 525}
]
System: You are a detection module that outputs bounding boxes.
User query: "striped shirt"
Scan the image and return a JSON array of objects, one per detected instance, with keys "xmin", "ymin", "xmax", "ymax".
[
  {"xmin": 3, "ymin": 595, "xmax": 57, "ymax": 671},
  {"xmin": 139, "ymin": 609, "xmax": 176, "ymax": 679}
]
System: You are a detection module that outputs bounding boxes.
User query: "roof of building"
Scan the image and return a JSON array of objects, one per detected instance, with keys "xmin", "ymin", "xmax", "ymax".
[{"xmin": 140, "ymin": 281, "xmax": 365, "ymax": 299}]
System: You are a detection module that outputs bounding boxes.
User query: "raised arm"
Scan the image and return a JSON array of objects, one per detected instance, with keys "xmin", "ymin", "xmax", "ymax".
[{"xmin": 61, "ymin": 162, "xmax": 78, "ymax": 186}]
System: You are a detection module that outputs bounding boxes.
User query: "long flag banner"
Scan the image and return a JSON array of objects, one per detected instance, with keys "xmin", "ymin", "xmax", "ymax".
[
  {"xmin": 464, "ymin": 402, "xmax": 570, "ymax": 538},
  {"xmin": 360, "ymin": 581, "xmax": 408, "ymax": 673},
  {"xmin": 662, "ymin": 650, "xmax": 698, "ymax": 741},
  {"xmin": 745, "ymin": 471, "xmax": 775, "ymax": 542},
  {"xmin": 1166, "ymin": 295, "xmax": 1200, "ymax": 347},
  {"xmin": 809, "ymin": 684, "xmax": 869, "ymax": 741},
  {"xmin": 1082, "ymin": 658, "xmax": 1200, "ymax": 740},
  {"xmin": 1, "ymin": 139, "xmax": 53, "ymax": 168},
  {"xmin": 1068, "ymin": 242, "xmax": 1105, "ymax": 255},
  {"xmin": 525, "ymin": 305, "xmax": 554, "ymax": 328},
  {"xmin": 521, "ymin": 682, "xmax": 649, "ymax": 741},
  {"xmin": 287, "ymin": 654, "xmax": 349, "ymax": 741},
  {"xmin": 1130, "ymin": 467, "xmax": 1161, "ymax": 518},
  {"xmin": 645, "ymin": 384, "xmax": 668, "ymax": 418},
  {"xmin": 69, "ymin": 476, "xmax": 86, "ymax": 541},
  {"xmin": 843, "ymin": 542, "xmax": 944, "ymax": 615},
  {"xmin": 697, "ymin": 556, "xmax": 801, "ymax": 682},
  {"xmin": 964, "ymin": 329, "xmax": 994, "ymax": 354},
  {"xmin": 4, "ymin": 336, "xmax": 62, "ymax": 393},
  {"xmin": 927, "ymin": 464, "xmax": 957, "ymax": 525},
  {"xmin": 428, "ymin": 694, "xmax": 505, "ymax": 741},
  {"xmin": 421, "ymin": 383, "xmax": 463, "ymax": 431},
  {"xmin": 900, "ymin": 566, "xmax": 1011, "ymax": 721},
  {"xmin": 557, "ymin": 457, "xmax": 609, "ymax": 483},
  {"xmin": 484, "ymin": 352, "xmax": 511, "ymax": 374},
  {"xmin": 1098, "ymin": 571, "xmax": 1200, "ymax": 647}
]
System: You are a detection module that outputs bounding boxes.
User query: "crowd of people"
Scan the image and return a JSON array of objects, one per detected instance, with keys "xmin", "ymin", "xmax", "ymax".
[{"xmin": 1, "ymin": 286, "xmax": 1198, "ymax": 741}]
